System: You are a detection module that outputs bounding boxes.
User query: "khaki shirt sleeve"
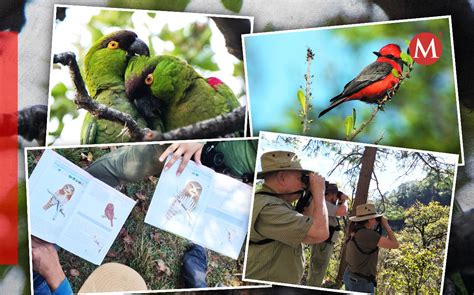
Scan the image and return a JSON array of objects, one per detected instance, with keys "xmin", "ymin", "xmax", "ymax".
[{"xmin": 254, "ymin": 201, "xmax": 313, "ymax": 248}]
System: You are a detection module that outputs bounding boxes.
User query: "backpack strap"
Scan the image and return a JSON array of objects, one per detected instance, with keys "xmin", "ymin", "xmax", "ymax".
[{"xmin": 347, "ymin": 226, "xmax": 379, "ymax": 255}]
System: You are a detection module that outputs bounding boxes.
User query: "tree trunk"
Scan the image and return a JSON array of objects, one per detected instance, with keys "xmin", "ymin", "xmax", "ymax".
[{"xmin": 335, "ymin": 146, "xmax": 377, "ymax": 287}]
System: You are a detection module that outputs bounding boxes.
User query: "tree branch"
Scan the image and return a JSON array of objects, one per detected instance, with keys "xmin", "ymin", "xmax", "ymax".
[
  {"xmin": 302, "ymin": 48, "xmax": 315, "ymax": 134},
  {"xmin": 149, "ymin": 106, "xmax": 245, "ymax": 141}
]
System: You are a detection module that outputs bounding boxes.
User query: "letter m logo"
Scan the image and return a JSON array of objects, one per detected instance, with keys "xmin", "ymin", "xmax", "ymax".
[{"xmin": 409, "ymin": 32, "xmax": 442, "ymax": 66}]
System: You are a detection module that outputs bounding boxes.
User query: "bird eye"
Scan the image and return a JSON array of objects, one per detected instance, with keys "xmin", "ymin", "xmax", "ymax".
[
  {"xmin": 107, "ymin": 41, "xmax": 119, "ymax": 49},
  {"xmin": 145, "ymin": 73, "xmax": 154, "ymax": 85}
]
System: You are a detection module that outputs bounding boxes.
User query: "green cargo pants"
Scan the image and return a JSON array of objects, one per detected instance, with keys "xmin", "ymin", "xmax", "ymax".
[
  {"xmin": 307, "ymin": 241, "xmax": 333, "ymax": 286},
  {"xmin": 86, "ymin": 144, "xmax": 167, "ymax": 187}
]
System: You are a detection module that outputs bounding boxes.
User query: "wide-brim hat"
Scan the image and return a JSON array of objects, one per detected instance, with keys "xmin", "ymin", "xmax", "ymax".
[
  {"xmin": 78, "ymin": 263, "xmax": 147, "ymax": 293},
  {"xmin": 325, "ymin": 182, "xmax": 339, "ymax": 194},
  {"xmin": 349, "ymin": 203, "xmax": 383, "ymax": 222},
  {"xmin": 256, "ymin": 151, "xmax": 312, "ymax": 178}
]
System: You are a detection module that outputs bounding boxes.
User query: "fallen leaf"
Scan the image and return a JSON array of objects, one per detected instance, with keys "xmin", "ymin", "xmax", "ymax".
[
  {"xmin": 156, "ymin": 259, "xmax": 171, "ymax": 276},
  {"xmin": 69, "ymin": 269, "xmax": 80, "ymax": 277},
  {"xmin": 210, "ymin": 261, "xmax": 218, "ymax": 268},
  {"xmin": 148, "ymin": 176, "xmax": 158, "ymax": 185},
  {"xmin": 151, "ymin": 232, "xmax": 160, "ymax": 243},
  {"xmin": 123, "ymin": 234, "xmax": 133, "ymax": 245},
  {"xmin": 135, "ymin": 192, "xmax": 146, "ymax": 201},
  {"xmin": 87, "ymin": 152, "xmax": 94, "ymax": 162},
  {"xmin": 106, "ymin": 250, "xmax": 117, "ymax": 258}
]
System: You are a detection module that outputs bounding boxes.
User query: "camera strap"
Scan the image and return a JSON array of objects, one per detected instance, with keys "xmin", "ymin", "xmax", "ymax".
[
  {"xmin": 249, "ymin": 191, "xmax": 306, "ymax": 246},
  {"xmin": 347, "ymin": 226, "xmax": 379, "ymax": 255}
]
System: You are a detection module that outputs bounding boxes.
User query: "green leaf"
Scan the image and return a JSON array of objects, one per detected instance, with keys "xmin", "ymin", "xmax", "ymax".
[
  {"xmin": 391, "ymin": 68, "xmax": 399, "ymax": 78},
  {"xmin": 405, "ymin": 39, "xmax": 411, "ymax": 46},
  {"xmin": 221, "ymin": 0, "xmax": 243, "ymax": 12},
  {"xmin": 400, "ymin": 52, "xmax": 409, "ymax": 63},
  {"xmin": 344, "ymin": 115, "xmax": 353, "ymax": 138},
  {"xmin": 352, "ymin": 108, "xmax": 356, "ymax": 129},
  {"xmin": 51, "ymin": 82, "xmax": 68, "ymax": 97}
]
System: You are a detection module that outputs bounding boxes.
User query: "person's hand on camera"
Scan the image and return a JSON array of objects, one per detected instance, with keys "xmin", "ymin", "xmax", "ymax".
[
  {"xmin": 338, "ymin": 193, "xmax": 349, "ymax": 202},
  {"xmin": 309, "ymin": 172, "xmax": 325, "ymax": 198},
  {"xmin": 31, "ymin": 237, "xmax": 66, "ymax": 291},
  {"xmin": 159, "ymin": 142, "xmax": 204, "ymax": 176}
]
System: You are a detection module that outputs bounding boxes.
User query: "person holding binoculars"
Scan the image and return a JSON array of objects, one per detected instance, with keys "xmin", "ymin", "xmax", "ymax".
[
  {"xmin": 307, "ymin": 182, "xmax": 349, "ymax": 286},
  {"xmin": 246, "ymin": 151, "xmax": 329, "ymax": 284},
  {"xmin": 343, "ymin": 203, "xmax": 399, "ymax": 293}
]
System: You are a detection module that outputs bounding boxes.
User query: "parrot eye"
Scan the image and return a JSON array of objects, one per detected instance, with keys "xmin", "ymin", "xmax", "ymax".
[
  {"xmin": 145, "ymin": 73, "xmax": 154, "ymax": 85},
  {"xmin": 107, "ymin": 41, "xmax": 119, "ymax": 49}
]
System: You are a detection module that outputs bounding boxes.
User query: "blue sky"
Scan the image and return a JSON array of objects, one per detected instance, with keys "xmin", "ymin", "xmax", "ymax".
[{"xmin": 245, "ymin": 28, "xmax": 407, "ymax": 132}]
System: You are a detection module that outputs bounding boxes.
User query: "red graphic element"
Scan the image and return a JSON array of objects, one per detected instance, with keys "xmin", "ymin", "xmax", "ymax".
[
  {"xmin": 104, "ymin": 203, "xmax": 115, "ymax": 227},
  {"xmin": 206, "ymin": 77, "xmax": 223, "ymax": 90},
  {"xmin": 0, "ymin": 32, "xmax": 18, "ymax": 264},
  {"xmin": 409, "ymin": 32, "xmax": 442, "ymax": 66}
]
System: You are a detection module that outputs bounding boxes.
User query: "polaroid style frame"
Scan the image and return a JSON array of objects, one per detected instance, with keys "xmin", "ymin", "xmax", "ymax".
[{"xmin": 242, "ymin": 131, "xmax": 458, "ymax": 294}]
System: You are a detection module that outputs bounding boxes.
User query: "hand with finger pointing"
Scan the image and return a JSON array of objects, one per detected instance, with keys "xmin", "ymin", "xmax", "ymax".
[{"xmin": 159, "ymin": 142, "xmax": 204, "ymax": 176}]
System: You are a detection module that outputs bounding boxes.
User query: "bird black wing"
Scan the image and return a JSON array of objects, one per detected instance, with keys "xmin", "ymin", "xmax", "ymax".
[{"xmin": 330, "ymin": 62, "xmax": 394, "ymax": 102}]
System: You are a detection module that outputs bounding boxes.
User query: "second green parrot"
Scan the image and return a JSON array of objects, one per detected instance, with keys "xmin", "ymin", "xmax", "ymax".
[{"xmin": 124, "ymin": 54, "xmax": 240, "ymax": 131}]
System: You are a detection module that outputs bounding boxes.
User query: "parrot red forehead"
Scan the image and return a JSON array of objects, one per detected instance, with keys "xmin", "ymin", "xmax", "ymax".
[
  {"xmin": 378, "ymin": 44, "xmax": 401, "ymax": 58},
  {"xmin": 207, "ymin": 77, "xmax": 223, "ymax": 89}
]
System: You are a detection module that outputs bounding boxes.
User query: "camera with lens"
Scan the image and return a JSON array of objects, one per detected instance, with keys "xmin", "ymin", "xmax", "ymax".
[
  {"xmin": 201, "ymin": 143, "xmax": 225, "ymax": 169},
  {"xmin": 294, "ymin": 173, "xmax": 313, "ymax": 213}
]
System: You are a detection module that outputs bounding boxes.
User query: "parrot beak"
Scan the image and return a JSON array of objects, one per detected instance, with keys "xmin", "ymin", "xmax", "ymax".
[
  {"xmin": 373, "ymin": 51, "xmax": 382, "ymax": 57},
  {"xmin": 128, "ymin": 38, "xmax": 150, "ymax": 57}
]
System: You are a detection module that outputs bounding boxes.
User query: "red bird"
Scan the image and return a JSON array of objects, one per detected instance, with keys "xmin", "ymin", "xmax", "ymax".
[
  {"xmin": 103, "ymin": 203, "xmax": 115, "ymax": 227},
  {"xmin": 318, "ymin": 44, "xmax": 404, "ymax": 118}
]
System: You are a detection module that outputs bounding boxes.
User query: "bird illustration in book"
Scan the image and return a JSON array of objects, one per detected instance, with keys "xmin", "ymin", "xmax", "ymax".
[
  {"xmin": 166, "ymin": 181, "xmax": 203, "ymax": 225},
  {"xmin": 102, "ymin": 203, "xmax": 116, "ymax": 227},
  {"xmin": 42, "ymin": 184, "xmax": 75, "ymax": 220}
]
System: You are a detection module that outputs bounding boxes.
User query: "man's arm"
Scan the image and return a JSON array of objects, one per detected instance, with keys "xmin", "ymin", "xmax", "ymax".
[
  {"xmin": 31, "ymin": 237, "xmax": 72, "ymax": 294},
  {"xmin": 302, "ymin": 173, "xmax": 329, "ymax": 244}
]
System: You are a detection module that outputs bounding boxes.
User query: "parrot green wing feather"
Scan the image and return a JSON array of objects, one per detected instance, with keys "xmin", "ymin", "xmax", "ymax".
[
  {"xmin": 80, "ymin": 113, "xmax": 97, "ymax": 145},
  {"xmin": 80, "ymin": 87, "xmax": 149, "ymax": 144},
  {"xmin": 149, "ymin": 55, "xmax": 200, "ymax": 104},
  {"xmin": 165, "ymin": 78, "xmax": 240, "ymax": 130}
]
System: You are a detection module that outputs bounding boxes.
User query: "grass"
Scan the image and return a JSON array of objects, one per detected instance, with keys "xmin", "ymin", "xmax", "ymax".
[{"xmin": 27, "ymin": 147, "xmax": 249, "ymax": 292}]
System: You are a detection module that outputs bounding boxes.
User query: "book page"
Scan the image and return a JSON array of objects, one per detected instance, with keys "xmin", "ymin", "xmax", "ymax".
[
  {"xmin": 28, "ymin": 149, "xmax": 92, "ymax": 242},
  {"xmin": 145, "ymin": 158, "xmax": 253, "ymax": 259},
  {"xmin": 145, "ymin": 157, "xmax": 213, "ymax": 238},
  {"xmin": 57, "ymin": 180, "xmax": 136, "ymax": 265},
  {"xmin": 191, "ymin": 173, "xmax": 253, "ymax": 259}
]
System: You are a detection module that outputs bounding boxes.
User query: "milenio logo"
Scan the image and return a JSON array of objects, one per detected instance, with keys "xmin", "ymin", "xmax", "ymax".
[{"xmin": 409, "ymin": 32, "xmax": 442, "ymax": 66}]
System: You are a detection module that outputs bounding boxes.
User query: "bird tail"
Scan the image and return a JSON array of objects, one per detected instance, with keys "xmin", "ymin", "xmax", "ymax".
[{"xmin": 318, "ymin": 97, "xmax": 347, "ymax": 118}]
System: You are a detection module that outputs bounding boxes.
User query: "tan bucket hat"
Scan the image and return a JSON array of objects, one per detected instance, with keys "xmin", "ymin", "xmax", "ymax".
[
  {"xmin": 256, "ymin": 151, "xmax": 311, "ymax": 178},
  {"xmin": 78, "ymin": 263, "xmax": 147, "ymax": 293},
  {"xmin": 349, "ymin": 203, "xmax": 383, "ymax": 222}
]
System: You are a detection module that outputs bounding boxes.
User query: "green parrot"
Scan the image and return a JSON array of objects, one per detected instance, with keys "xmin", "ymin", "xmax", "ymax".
[
  {"xmin": 81, "ymin": 30, "xmax": 159, "ymax": 144},
  {"xmin": 124, "ymin": 55, "xmax": 240, "ymax": 131}
]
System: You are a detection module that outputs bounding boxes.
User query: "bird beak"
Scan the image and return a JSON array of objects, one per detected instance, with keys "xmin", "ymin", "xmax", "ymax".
[
  {"xmin": 373, "ymin": 51, "xmax": 382, "ymax": 57},
  {"xmin": 128, "ymin": 38, "xmax": 150, "ymax": 57}
]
